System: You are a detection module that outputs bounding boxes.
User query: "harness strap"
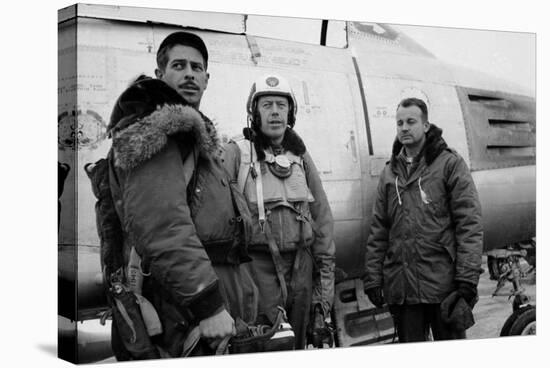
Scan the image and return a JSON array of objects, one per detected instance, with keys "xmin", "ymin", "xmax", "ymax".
[
  {"xmin": 294, "ymin": 208, "xmax": 319, "ymax": 274},
  {"xmin": 289, "ymin": 212, "xmax": 316, "ymax": 300},
  {"xmin": 215, "ymin": 335, "xmax": 232, "ymax": 355},
  {"xmin": 181, "ymin": 326, "xmax": 201, "ymax": 357},
  {"xmin": 237, "ymin": 163, "xmax": 250, "ymax": 195},
  {"xmin": 254, "ymin": 160, "xmax": 266, "ymax": 231},
  {"xmin": 236, "ymin": 140, "xmax": 252, "ymax": 193},
  {"xmin": 236, "ymin": 140, "xmax": 266, "ymax": 229},
  {"xmin": 264, "ymin": 221, "xmax": 289, "ymax": 306},
  {"xmin": 114, "ymin": 296, "xmax": 137, "ymax": 344}
]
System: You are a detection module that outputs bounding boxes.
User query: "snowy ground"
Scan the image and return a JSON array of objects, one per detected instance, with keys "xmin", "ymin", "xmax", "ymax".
[
  {"xmin": 467, "ymin": 256, "xmax": 536, "ymax": 340},
  {"xmin": 89, "ymin": 256, "xmax": 537, "ymax": 364}
]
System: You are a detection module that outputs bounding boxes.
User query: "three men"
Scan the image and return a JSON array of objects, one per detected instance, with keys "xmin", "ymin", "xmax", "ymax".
[
  {"xmin": 223, "ymin": 74, "xmax": 335, "ymax": 349},
  {"xmin": 102, "ymin": 28, "xmax": 481, "ymax": 356},
  {"xmin": 364, "ymin": 98, "xmax": 483, "ymax": 342}
]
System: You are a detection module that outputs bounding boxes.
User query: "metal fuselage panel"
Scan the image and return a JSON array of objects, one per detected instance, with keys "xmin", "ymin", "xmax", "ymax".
[{"xmin": 472, "ymin": 166, "xmax": 536, "ymax": 250}]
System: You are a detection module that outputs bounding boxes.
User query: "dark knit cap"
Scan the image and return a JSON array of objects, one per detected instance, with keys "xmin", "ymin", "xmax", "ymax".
[{"xmin": 157, "ymin": 31, "xmax": 209, "ymax": 70}]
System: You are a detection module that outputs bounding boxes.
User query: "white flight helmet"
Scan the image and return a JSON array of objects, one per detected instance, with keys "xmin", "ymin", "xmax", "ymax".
[{"xmin": 246, "ymin": 74, "xmax": 298, "ymax": 129}]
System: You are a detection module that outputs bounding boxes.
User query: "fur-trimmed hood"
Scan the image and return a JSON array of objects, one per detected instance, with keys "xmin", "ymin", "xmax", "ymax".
[
  {"xmin": 243, "ymin": 127, "xmax": 306, "ymax": 161},
  {"xmin": 112, "ymin": 104, "xmax": 219, "ymax": 170},
  {"xmin": 390, "ymin": 123, "xmax": 448, "ymax": 169}
]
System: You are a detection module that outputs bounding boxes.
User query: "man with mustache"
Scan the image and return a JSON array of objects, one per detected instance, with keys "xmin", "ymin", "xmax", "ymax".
[
  {"xmin": 99, "ymin": 31, "xmax": 258, "ymax": 359},
  {"xmin": 363, "ymin": 97, "xmax": 483, "ymax": 342},
  {"xmin": 154, "ymin": 32, "xmax": 209, "ymax": 109},
  {"xmin": 223, "ymin": 74, "xmax": 335, "ymax": 349}
]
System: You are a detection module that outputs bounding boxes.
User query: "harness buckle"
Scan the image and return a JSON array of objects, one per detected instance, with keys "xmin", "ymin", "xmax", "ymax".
[{"xmin": 249, "ymin": 163, "xmax": 257, "ymax": 179}]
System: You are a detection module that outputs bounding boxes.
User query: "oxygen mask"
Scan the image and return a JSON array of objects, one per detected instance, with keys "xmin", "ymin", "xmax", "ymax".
[{"xmin": 267, "ymin": 154, "xmax": 293, "ymax": 178}]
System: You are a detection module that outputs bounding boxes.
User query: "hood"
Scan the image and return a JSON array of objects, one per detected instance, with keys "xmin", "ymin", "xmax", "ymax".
[
  {"xmin": 112, "ymin": 104, "xmax": 219, "ymax": 171},
  {"xmin": 390, "ymin": 123, "xmax": 448, "ymax": 168}
]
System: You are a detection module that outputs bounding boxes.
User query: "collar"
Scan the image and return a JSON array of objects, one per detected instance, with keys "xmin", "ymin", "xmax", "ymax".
[{"xmin": 112, "ymin": 104, "xmax": 219, "ymax": 170}]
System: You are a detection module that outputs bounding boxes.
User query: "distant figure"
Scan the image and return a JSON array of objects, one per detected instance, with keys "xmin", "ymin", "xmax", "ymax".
[
  {"xmin": 223, "ymin": 74, "xmax": 335, "ymax": 349},
  {"xmin": 364, "ymin": 97, "xmax": 483, "ymax": 342}
]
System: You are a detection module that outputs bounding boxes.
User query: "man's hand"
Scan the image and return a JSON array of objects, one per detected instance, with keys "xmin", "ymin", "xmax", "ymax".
[
  {"xmin": 366, "ymin": 287, "xmax": 385, "ymax": 308},
  {"xmin": 199, "ymin": 308, "xmax": 236, "ymax": 339}
]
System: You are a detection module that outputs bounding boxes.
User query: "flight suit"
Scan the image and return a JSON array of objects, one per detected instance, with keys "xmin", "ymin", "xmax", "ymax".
[{"xmin": 223, "ymin": 128, "xmax": 335, "ymax": 349}]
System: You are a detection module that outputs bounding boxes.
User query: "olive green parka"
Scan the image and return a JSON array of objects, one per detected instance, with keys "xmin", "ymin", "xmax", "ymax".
[{"xmin": 364, "ymin": 124, "xmax": 483, "ymax": 305}]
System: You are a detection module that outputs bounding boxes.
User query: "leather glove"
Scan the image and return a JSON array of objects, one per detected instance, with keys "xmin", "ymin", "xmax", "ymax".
[
  {"xmin": 456, "ymin": 281, "xmax": 477, "ymax": 305},
  {"xmin": 366, "ymin": 287, "xmax": 385, "ymax": 308}
]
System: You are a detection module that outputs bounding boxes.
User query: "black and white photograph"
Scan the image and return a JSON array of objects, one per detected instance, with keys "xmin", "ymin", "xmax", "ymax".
[
  {"xmin": 56, "ymin": 1, "xmax": 539, "ymax": 364},
  {"xmin": 4, "ymin": 1, "xmax": 546, "ymax": 367},
  {"xmin": 56, "ymin": 2, "xmax": 538, "ymax": 364}
]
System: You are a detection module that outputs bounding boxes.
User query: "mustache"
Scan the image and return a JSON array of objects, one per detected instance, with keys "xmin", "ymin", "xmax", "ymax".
[{"xmin": 179, "ymin": 82, "xmax": 199, "ymax": 90}]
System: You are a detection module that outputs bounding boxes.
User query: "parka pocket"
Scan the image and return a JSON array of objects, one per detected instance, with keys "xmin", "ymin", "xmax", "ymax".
[
  {"xmin": 422, "ymin": 238, "xmax": 455, "ymax": 273},
  {"xmin": 383, "ymin": 235, "xmax": 401, "ymax": 268},
  {"xmin": 440, "ymin": 233, "xmax": 457, "ymax": 263},
  {"xmin": 427, "ymin": 198, "xmax": 449, "ymax": 218},
  {"xmin": 189, "ymin": 169, "xmax": 235, "ymax": 245}
]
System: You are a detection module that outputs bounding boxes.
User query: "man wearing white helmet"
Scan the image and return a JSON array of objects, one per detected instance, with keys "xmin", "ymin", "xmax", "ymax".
[{"xmin": 222, "ymin": 74, "xmax": 335, "ymax": 349}]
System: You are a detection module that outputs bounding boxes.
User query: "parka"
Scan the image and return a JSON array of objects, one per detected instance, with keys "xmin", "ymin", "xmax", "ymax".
[
  {"xmin": 364, "ymin": 124, "xmax": 483, "ymax": 305},
  {"xmin": 107, "ymin": 77, "xmax": 256, "ymax": 356}
]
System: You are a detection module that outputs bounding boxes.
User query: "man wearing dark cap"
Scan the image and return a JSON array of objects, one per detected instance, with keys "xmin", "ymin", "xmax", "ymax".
[
  {"xmin": 94, "ymin": 31, "xmax": 258, "ymax": 359},
  {"xmin": 154, "ymin": 31, "xmax": 210, "ymax": 109}
]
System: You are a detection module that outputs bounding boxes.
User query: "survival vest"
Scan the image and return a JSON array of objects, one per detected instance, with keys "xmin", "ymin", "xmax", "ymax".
[
  {"xmin": 236, "ymin": 139, "xmax": 314, "ymax": 228},
  {"xmin": 235, "ymin": 139, "xmax": 317, "ymax": 307}
]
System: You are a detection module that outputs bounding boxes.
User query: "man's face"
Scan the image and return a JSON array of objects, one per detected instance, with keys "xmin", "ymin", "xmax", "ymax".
[
  {"xmin": 257, "ymin": 95, "xmax": 289, "ymax": 142},
  {"xmin": 155, "ymin": 45, "xmax": 209, "ymax": 108},
  {"xmin": 396, "ymin": 104, "xmax": 429, "ymax": 149}
]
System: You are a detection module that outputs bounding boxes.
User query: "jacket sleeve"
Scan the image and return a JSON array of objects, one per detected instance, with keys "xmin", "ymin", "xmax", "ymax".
[
  {"xmin": 364, "ymin": 169, "xmax": 390, "ymax": 290},
  {"xmin": 303, "ymin": 152, "xmax": 335, "ymax": 316},
  {"xmin": 446, "ymin": 154, "xmax": 483, "ymax": 286},
  {"xmin": 117, "ymin": 140, "xmax": 224, "ymax": 321}
]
